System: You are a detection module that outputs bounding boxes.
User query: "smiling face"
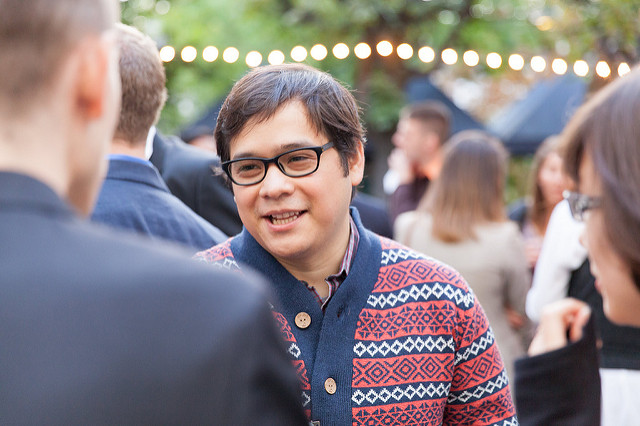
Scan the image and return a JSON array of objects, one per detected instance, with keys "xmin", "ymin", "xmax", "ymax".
[
  {"xmin": 229, "ymin": 100, "xmax": 364, "ymax": 268},
  {"xmin": 579, "ymin": 154, "xmax": 640, "ymax": 326}
]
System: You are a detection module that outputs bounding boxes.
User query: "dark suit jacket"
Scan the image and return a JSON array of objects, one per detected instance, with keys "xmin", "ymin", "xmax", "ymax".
[
  {"xmin": 92, "ymin": 157, "xmax": 226, "ymax": 252},
  {"xmin": 0, "ymin": 172, "xmax": 307, "ymax": 425},
  {"xmin": 351, "ymin": 192, "xmax": 393, "ymax": 238},
  {"xmin": 150, "ymin": 132, "xmax": 243, "ymax": 237}
]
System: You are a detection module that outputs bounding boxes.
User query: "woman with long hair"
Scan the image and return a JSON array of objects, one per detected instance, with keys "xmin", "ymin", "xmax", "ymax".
[
  {"xmin": 509, "ymin": 136, "xmax": 569, "ymax": 270},
  {"xmin": 515, "ymin": 66, "xmax": 640, "ymax": 426},
  {"xmin": 394, "ymin": 130, "xmax": 531, "ymax": 383}
]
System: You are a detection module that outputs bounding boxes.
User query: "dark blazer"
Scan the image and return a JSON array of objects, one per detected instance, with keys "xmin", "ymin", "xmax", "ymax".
[
  {"xmin": 351, "ymin": 192, "xmax": 393, "ymax": 238},
  {"xmin": 92, "ymin": 157, "xmax": 226, "ymax": 252},
  {"xmin": 150, "ymin": 132, "xmax": 243, "ymax": 237},
  {"xmin": 0, "ymin": 172, "xmax": 307, "ymax": 425}
]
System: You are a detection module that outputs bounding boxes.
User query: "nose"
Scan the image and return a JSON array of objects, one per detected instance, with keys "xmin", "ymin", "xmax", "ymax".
[{"xmin": 258, "ymin": 162, "xmax": 295, "ymax": 199}]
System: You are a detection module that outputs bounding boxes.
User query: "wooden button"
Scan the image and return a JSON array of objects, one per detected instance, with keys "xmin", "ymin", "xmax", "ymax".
[
  {"xmin": 324, "ymin": 377, "xmax": 337, "ymax": 395},
  {"xmin": 294, "ymin": 312, "xmax": 311, "ymax": 329}
]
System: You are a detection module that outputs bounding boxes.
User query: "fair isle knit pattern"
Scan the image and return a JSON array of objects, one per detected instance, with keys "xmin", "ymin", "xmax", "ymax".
[{"xmin": 195, "ymin": 209, "xmax": 517, "ymax": 425}]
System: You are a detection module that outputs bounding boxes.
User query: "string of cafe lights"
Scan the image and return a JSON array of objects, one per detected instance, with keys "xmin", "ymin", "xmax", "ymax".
[{"xmin": 158, "ymin": 40, "xmax": 632, "ymax": 79}]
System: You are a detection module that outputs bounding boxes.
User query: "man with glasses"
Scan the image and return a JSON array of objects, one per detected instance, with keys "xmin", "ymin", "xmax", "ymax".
[{"xmin": 197, "ymin": 63, "xmax": 517, "ymax": 425}]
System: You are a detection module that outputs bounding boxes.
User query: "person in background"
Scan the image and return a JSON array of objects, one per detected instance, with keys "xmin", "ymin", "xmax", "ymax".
[
  {"xmin": 180, "ymin": 123, "xmax": 218, "ymax": 153},
  {"xmin": 92, "ymin": 23, "xmax": 226, "ymax": 252},
  {"xmin": 394, "ymin": 130, "xmax": 531, "ymax": 385},
  {"xmin": 196, "ymin": 63, "xmax": 517, "ymax": 425},
  {"xmin": 0, "ymin": 1, "xmax": 307, "ymax": 423},
  {"xmin": 515, "ymin": 65, "xmax": 640, "ymax": 426},
  {"xmin": 386, "ymin": 100, "xmax": 451, "ymax": 224},
  {"xmin": 509, "ymin": 136, "xmax": 569, "ymax": 270}
]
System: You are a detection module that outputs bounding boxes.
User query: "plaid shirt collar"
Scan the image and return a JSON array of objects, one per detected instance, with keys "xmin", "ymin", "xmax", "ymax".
[{"xmin": 303, "ymin": 215, "xmax": 359, "ymax": 311}]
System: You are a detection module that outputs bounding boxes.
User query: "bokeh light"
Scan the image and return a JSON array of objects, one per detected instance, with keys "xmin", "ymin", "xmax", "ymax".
[
  {"xmin": 463, "ymin": 50, "xmax": 479, "ymax": 67},
  {"xmin": 223, "ymin": 47, "xmax": 240, "ymax": 63},
  {"xmin": 441, "ymin": 48, "xmax": 458, "ymax": 65}
]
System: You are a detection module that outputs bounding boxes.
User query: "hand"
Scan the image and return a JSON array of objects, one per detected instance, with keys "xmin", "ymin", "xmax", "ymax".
[
  {"xmin": 504, "ymin": 306, "xmax": 525, "ymax": 330},
  {"xmin": 528, "ymin": 298, "xmax": 591, "ymax": 356},
  {"xmin": 387, "ymin": 148, "xmax": 415, "ymax": 184}
]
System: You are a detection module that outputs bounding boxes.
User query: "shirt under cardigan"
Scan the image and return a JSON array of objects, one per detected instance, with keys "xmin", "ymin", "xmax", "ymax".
[{"xmin": 195, "ymin": 208, "xmax": 517, "ymax": 425}]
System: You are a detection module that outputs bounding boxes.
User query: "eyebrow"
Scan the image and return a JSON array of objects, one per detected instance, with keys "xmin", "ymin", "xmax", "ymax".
[{"xmin": 231, "ymin": 141, "xmax": 317, "ymax": 160}]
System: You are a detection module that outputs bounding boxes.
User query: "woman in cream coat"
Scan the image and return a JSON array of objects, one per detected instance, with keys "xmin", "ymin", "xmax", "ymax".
[{"xmin": 395, "ymin": 130, "xmax": 531, "ymax": 385}]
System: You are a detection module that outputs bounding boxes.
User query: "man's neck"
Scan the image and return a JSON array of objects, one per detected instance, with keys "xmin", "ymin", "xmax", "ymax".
[{"xmin": 110, "ymin": 137, "xmax": 146, "ymax": 159}]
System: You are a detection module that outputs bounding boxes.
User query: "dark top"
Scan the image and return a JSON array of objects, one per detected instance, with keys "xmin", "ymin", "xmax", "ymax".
[
  {"xmin": 568, "ymin": 258, "xmax": 640, "ymax": 369},
  {"xmin": 0, "ymin": 171, "xmax": 307, "ymax": 425},
  {"xmin": 150, "ymin": 132, "xmax": 243, "ymax": 237},
  {"xmin": 388, "ymin": 176, "xmax": 430, "ymax": 224},
  {"xmin": 351, "ymin": 192, "xmax": 393, "ymax": 238},
  {"xmin": 92, "ymin": 157, "xmax": 226, "ymax": 252},
  {"xmin": 515, "ymin": 316, "xmax": 601, "ymax": 426}
]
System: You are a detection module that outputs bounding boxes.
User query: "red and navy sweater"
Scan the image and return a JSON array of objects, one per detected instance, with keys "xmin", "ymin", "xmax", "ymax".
[{"xmin": 195, "ymin": 211, "xmax": 517, "ymax": 425}]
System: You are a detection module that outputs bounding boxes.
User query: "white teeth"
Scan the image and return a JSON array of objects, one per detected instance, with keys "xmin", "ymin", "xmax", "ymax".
[{"xmin": 270, "ymin": 211, "xmax": 300, "ymax": 225}]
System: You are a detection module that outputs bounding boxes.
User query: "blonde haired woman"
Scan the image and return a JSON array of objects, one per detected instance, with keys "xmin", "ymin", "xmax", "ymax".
[{"xmin": 394, "ymin": 130, "xmax": 531, "ymax": 383}]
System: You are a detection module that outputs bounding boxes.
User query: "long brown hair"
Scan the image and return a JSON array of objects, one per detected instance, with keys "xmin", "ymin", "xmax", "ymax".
[
  {"xmin": 528, "ymin": 136, "xmax": 561, "ymax": 234},
  {"xmin": 420, "ymin": 130, "xmax": 508, "ymax": 243}
]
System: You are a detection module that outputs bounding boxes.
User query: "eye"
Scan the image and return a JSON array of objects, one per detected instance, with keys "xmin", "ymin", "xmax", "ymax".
[{"xmin": 233, "ymin": 160, "xmax": 263, "ymax": 176}]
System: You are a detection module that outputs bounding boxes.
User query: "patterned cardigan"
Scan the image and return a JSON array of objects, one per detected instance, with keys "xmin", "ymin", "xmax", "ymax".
[{"xmin": 195, "ymin": 209, "xmax": 517, "ymax": 425}]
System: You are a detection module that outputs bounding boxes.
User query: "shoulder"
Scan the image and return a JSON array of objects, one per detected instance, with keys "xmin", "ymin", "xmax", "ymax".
[
  {"xmin": 194, "ymin": 238, "xmax": 240, "ymax": 270},
  {"xmin": 378, "ymin": 236, "xmax": 471, "ymax": 293}
]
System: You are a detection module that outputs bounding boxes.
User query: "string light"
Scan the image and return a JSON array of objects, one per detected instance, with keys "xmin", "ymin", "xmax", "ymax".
[
  {"xmin": 161, "ymin": 41, "xmax": 630, "ymax": 80},
  {"xmin": 418, "ymin": 46, "xmax": 435, "ymax": 63},
  {"xmin": 181, "ymin": 46, "xmax": 197, "ymax": 63},
  {"xmin": 596, "ymin": 61, "xmax": 611, "ymax": 78},
  {"xmin": 619, "ymin": 62, "xmax": 631, "ymax": 77},
  {"xmin": 268, "ymin": 50, "xmax": 285, "ymax": 65},
  {"xmin": 376, "ymin": 41, "xmax": 393, "ymax": 57},
  {"xmin": 441, "ymin": 48, "xmax": 457, "ymax": 65},
  {"xmin": 573, "ymin": 60, "xmax": 589, "ymax": 77},
  {"xmin": 333, "ymin": 43, "xmax": 349, "ymax": 59},
  {"xmin": 290, "ymin": 46, "xmax": 307, "ymax": 62},
  {"xmin": 531, "ymin": 56, "xmax": 546, "ymax": 72},
  {"xmin": 552, "ymin": 58, "xmax": 567, "ymax": 75},
  {"xmin": 508, "ymin": 54, "xmax": 524, "ymax": 71},
  {"xmin": 486, "ymin": 52, "xmax": 502, "ymax": 69},
  {"xmin": 310, "ymin": 44, "xmax": 328, "ymax": 61},
  {"xmin": 397, "ymin": 43, "xmax": 413, "ymax": 60},
  {"xmin": 463, "ymin": 50, "xmax": 479, "ymax": 67},
  {"xmin": 159, "ymin": 45, "xmax": 175, "ymax": 62},
  {"xmin": 222, "ymin": 47, "xmax": 239, "ymax": 63},
  {"xmin": 202, "ymin": 46, "xmax": 218, "ymax": 62},
  {"xmin": 354, "ymin": 43, "xmax": 372, "ymax": 60},
  {"xmin": 245, "ymin": 51, "xmax": 262, "ymax": 67}
]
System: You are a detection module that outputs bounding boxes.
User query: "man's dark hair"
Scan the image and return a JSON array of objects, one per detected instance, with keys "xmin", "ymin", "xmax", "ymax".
[
  {"xmin": 401, "ymin": 100, "xmax": 451, "ymax": 145},
  {"xmin": 215, "ymin": 63, "xmax": 365, "ymax": 176}
]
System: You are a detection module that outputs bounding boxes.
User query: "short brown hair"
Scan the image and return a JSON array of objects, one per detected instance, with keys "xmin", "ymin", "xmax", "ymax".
[
  {"xmin": 0, "ymin": 0, "xmax": 118, "ymax": 116},
  {"xmin": 114, "ymin": 23, "xmax": 167, "ymax": 145},
  {"xmin": 215, "ymin": 64, "xmax": 365, "ymax": 175},
  {"xmin": 400, "ymin": 100, "xmax": 451, "ymax": 145},
  {"xmin": 563, "ymin": 66, "xmax": 640, "ymax": 290},
  {"xmin": 422, "ymin": 130, "xmax": 508, "ymax": 242}
]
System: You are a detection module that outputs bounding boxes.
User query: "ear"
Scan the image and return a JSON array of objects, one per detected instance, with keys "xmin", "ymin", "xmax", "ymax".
[
  {"xmin": 72, "ymin": 34, "xmax": 116, "ymax": 119},
  {"xmin": 348, "ymin": 139, "xmax": 365, "ymax": 187}
]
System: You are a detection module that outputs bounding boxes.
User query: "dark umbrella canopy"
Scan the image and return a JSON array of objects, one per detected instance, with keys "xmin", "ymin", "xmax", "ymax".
[
  {"xmin": 487, "ymin": 74, "xmax": 587, "ymax": 155},
  {"xmin": 405, "ymin": 75, "xmax": 485, "ymax": 135}
]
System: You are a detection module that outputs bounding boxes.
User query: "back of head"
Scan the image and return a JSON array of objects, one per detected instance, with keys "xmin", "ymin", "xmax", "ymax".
[
  {"xmin": 114, "ymin": 23, "xmax": 166, "ymax": 146},
  {"xmin": 401, "ymin": 100, "xmax": 451, "ymax": 145},
  {"xmin": 0, "ymin": 0, "xmax": 118, "ymax": 117},
  {"xmin": 563, "ymin": 66, "xmax": 640, "ymax": 289},
  {"xmin": 215, "ymin": 63, "xmax": 365, "ymax": 174},
  {"xmin": 424, "ymin": 130, "xmax": 508, "ymax": 242}
]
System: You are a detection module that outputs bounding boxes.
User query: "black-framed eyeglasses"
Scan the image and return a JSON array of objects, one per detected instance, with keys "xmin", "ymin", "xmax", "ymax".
[
  {"xmin": 564, "ymin": 190, "xmax": 602, "ymax": 221},
  {"xmin": 221, "ymin": 141, "xmax": 335, "ymax": 186}
]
